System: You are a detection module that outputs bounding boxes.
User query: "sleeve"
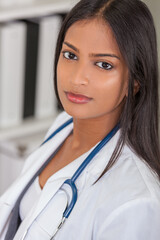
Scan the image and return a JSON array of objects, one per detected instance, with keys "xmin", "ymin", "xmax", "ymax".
[{"xmin": 94, "ymin": 198, "xmax": 160, "ymax": 240}]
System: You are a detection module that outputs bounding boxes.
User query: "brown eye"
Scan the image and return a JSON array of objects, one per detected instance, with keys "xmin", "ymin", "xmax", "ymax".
[
  {"xmin": 62, "ymin": 51, "xmax": 78, "ymax": 60},
  {"xmin": 96, "ymin": 61, "xmax": 113, "ymax": 70}
]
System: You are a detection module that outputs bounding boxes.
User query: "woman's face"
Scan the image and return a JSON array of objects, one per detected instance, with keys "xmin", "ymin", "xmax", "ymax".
[{"xmin": 57, "ymin": 18, "xmax": 128, "ymax": 121}]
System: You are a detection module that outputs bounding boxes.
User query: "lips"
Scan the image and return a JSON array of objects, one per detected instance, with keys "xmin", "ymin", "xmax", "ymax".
[{"xmin": 65, "ymin": 92, "xmax": 92, "ymax": 104}]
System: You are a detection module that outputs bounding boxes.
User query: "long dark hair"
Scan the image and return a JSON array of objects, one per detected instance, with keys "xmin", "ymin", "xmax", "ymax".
[{"xmin": 54, "ymin": 0, "xmax": 160, "ymax": 181}]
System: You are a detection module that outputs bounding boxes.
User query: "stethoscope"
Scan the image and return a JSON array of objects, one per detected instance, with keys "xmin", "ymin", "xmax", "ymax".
[{"xmin": 34, "ymin": 118, "xmax": 119, "ymax": 239}]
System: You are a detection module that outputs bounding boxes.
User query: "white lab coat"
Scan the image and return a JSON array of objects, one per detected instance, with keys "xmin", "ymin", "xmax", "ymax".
[{"xmin": 0, "ymin": 111, "xmax": 160, "ymax": 240}]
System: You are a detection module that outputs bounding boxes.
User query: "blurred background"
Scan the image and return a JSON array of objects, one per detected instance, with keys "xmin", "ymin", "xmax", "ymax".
[{"xmin": 0, "ymin": 0, "xmax": 159, "ymax": 194}]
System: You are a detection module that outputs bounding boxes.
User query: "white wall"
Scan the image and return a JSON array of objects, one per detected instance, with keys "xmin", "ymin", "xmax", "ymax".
[{"xmin": 143, "ymin": 0, "xmax": 160, "ymax": 65}]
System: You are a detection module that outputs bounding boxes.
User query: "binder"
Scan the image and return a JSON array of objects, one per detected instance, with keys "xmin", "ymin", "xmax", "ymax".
[
  {"xmin": 15, "ymin": 0, "xmax": 34, "ymax": 6},
  {"xmin": 23, "ymin": 20, "xmax": 39, "ymax": 118},
  {"xmin": 0, "ymin": 0, "xmax": 34, "ymax": 7},
  {"xmin": 0, "ymin": 0, "xmax": 15, "ymax": 7},
  {"xmin": 0, "ymin": 21, "xmax": 26, "ymax": 128},
  {"xmin": 35, "ymin": 15, "xmax": 62, "ymax": 119}
]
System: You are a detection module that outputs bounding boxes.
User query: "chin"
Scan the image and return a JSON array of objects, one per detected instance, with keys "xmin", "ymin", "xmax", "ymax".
[{"xmin": 63, "ymin": 105, "xmax": 92, "ymax": 120}]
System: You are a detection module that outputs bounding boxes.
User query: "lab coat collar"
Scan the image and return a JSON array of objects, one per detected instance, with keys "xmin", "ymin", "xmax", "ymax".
[
  {"xmin": 0, "ymin": 117, "xmax": 121, "ymax": 237},
  {"xmin": 15, "ymin": 143, "xmax": 99, "ymax": 234},
  {"xmin": 15, "ymin": 129, "xmax": 121, "ymax": 239},
  {"xmin": 47, "ymin": 129, "xmax": 121, "ymax": 189},
  {"xmin": 0, "ymin": 121, "xmax": 73, "ymax": 235},
  {"xmin": 0, "ymin": 120, "xmax": 73, "ymax": 207}
]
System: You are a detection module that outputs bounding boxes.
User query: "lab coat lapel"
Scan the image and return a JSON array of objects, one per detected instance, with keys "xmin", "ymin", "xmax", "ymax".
[
  {"xmin": 81, "ymin": 130, "xmax": 121, "ymax": 187},
  {"xmin": 34, "ymin": 134, "xmax": 119, "ymax": 224},
  {"xmin": 13, "ymin": 178, "xmax": 67, "ymax": 240},
  {"xmin": 14, "ymin": 145, "xmax": 95, "ymax": 238},
  {"xmin": 2, "ymin": 122, "xmax": 73, "ymax": 206},
  {"xmin": 32, "ymin": 129, "xmax": 121, "ymax": 223},
  {"xmin": 0, "ymin": 121, "xmax": 73, "ymax": 234}
]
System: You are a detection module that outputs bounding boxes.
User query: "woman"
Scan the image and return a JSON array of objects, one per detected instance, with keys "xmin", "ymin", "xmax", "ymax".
[{"xmin": 1, "ymin": 0, "xmax": 160, "ymax": 239}]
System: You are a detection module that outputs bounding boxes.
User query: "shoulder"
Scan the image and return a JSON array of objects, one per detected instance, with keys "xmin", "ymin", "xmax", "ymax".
[
  {"xmin": 94, "ymin": 196, "xmax": 160, "ymax": 239},
  {"xmin": 92, "ymin": 145, "xmax": 160, "ymax": 239},
  {"xmin": 123, "ymin": 144, "xmax": 160, "ymax": 200},
  {"xmin": 93, "ymin": 143, "xmax": 160, "ymax": 214},
  {"xmin": 117, "ymin": 144, "xmax": 160, "ymax": 199}
]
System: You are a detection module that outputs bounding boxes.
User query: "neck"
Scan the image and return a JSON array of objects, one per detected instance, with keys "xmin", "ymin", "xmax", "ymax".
[{"xmin": 69, "ymin": 114, "xmax": 120, "ymax": 151}]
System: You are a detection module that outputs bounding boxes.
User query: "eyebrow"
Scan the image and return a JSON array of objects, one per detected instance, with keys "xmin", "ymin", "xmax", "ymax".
[{"xmin": 63, "ymin": 41, "xmax": 120, "ymax": 60}]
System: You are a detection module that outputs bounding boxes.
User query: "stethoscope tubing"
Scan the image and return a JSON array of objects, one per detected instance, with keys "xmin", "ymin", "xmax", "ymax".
[
  {"xmin": 40, "ymin": 116, "xmax": 119, "ymax": 239},
  {"xmin": 62, "ymin": 123, "xmax": 119, "ymax": 219},
  {"xmin": 41, "ymin": 118, "xmax": 73, "ymax": 146},
  {"xmin": 71, "ymin": 123, "xmax": 120, "ymax": 183}
]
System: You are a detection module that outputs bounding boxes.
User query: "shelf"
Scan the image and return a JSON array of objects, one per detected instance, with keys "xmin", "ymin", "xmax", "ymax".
[
  {"xmin": 0, "ymin": 0, "xmax": 79, "ymax": 22},
  {"xmin": 0, "ymin": 114, "xmax": 57, "ymax": 141},
  {"xmin": 0, "ymin": 0, "xmax": 76, "ymax": 141}
]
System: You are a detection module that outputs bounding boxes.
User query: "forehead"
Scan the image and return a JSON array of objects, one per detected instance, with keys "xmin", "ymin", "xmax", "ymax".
[{"xmin": 64, "ymin": 18, "xmax": 121, "ymax": 55}]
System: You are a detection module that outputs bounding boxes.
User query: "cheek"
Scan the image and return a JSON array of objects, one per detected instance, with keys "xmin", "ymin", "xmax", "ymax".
[
  {"xmin": 57, "ymin": 59, "xmax": 66, "ymax": 91},
  {"xmin": 57, "ymin": 57, "xmax": 72, "ymax": 90},
  {"xmin": 93, "ymin": 74, "xmax": 128, "ymax": 106}
]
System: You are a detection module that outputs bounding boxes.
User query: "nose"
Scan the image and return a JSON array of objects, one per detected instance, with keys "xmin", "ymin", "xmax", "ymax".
[{"xmin": 70, "ymin": 62, "xmax": 89, "ymax": 86}]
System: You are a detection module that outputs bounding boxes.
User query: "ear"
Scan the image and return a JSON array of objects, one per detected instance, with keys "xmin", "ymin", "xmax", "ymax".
[
  {"xmin": 133, "ymin": 80, "xmax": 140, "ymax": 96},
  {"xmin": 125, "ymin": 80, "xmax": 140, "ymax": 97}
]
